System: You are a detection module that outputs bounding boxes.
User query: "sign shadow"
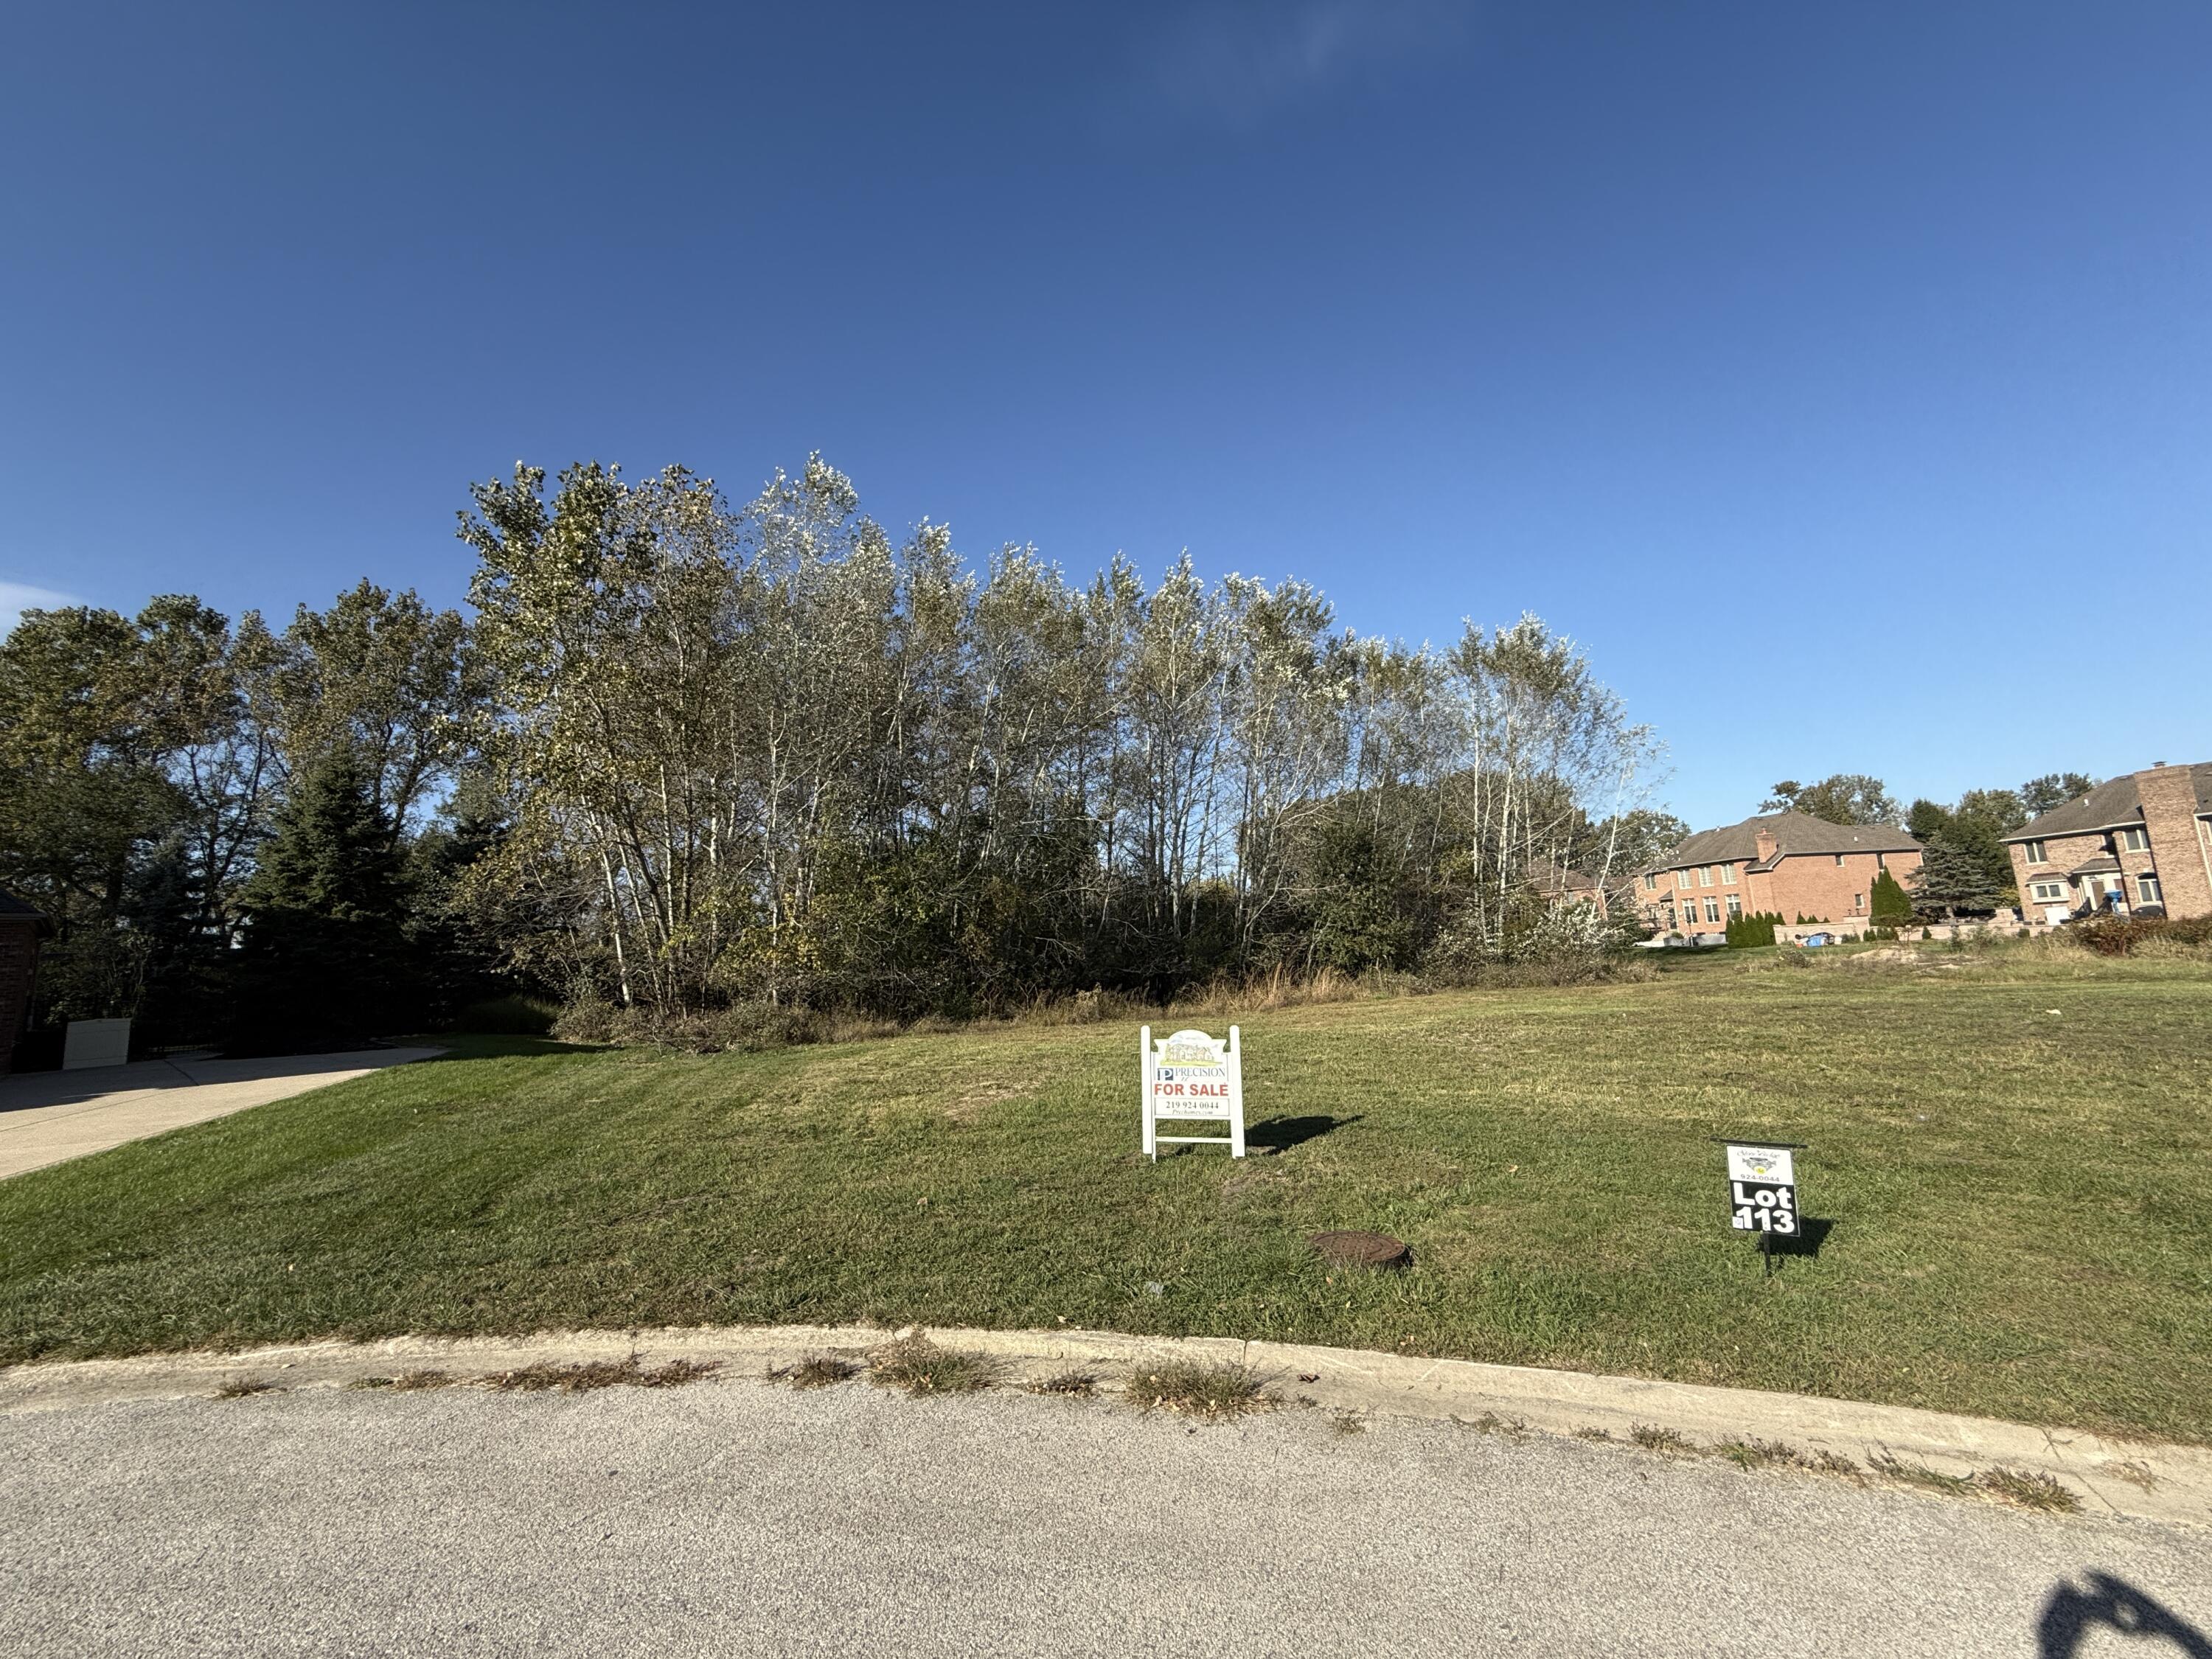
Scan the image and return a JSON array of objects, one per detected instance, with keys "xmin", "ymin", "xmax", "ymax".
[
  {"xmin": 1766, "ymin": 1217, "xmax": 1835, "ymax": 1259},
  {"xmin": 1246, "ymin": 1113, "xmax": 1362, "ymax": 1155},
  {"xmin": 2037, "ymin": 1571, "xmax": 2212, "ymax": 1657}
]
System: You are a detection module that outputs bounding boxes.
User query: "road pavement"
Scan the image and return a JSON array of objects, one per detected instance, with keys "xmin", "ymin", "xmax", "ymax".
[{"xmin": 4, "ymin": 1376, "xmax": 2206, "ymax": 1657}]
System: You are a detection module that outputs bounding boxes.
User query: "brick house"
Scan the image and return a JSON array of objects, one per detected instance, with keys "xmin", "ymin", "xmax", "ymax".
[
  {"xmin": 1635, "ymin": 810, "xmax": 1923, "ymax": 937},
  {"xmin": 2005, "ymin": 762, "xmax": 2212, "ymax": 925},
  {"xmin": 1524, "ymin": 859, "xmax": 1609, "ymax": 917},
  {"xmin": 0, "ymin": 891, "xmax": 51, "ymax": 1075}
]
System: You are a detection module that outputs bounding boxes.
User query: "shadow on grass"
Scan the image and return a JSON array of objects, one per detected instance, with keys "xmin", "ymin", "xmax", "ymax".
[
  {"xmin": 1248, "ymin": 1113, "xmax": 1362, "ymax": 1154},
  {"xmin": 418, "ymin": 1035, "xmax": 608, "ymax": 1060},
  {"xmin": 1765, "ymin": 1216, "xmax": 1835, "ymax": 1259}
]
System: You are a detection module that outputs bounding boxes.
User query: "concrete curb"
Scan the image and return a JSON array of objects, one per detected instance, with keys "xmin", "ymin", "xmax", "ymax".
[{"xmin": 3, "ymin": 1322, "xmax": 2202, "ymax": 1529}]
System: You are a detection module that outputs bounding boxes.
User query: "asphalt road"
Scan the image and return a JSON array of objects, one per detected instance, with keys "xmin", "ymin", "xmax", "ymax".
[{"xmin": 4, "ymin": 1380, "xmax": 2207, "ymax": 1658}]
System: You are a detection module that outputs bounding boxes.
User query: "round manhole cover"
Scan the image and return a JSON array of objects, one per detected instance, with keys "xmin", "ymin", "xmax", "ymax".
[{"xmin": 1310, "ymin": 1229, "xmax": 1411, "ymax": 1271}]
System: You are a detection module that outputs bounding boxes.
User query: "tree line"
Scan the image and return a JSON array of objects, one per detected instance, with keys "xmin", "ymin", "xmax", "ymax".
[{"xmin": 0, "ymin": 456, "xmax": 1671, "ymax": 1054}]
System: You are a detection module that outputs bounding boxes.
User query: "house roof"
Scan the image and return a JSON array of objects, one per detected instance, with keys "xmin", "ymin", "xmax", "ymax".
[
  {"xmin": 1525, "ymin": 860, "xmax": 1599, "ymax": 893},
  {"xmin": 2008, "ymin": 763, "xmax": 2212, "ymax": 844},
  {"xmin": 2068, "ymin": 855, "xmax": 2121, "ymax": 877},
  {"xmin": 0, "ymin": 889, "xmax": 52, "ymax": 936},
  {"xmin": 1644, "ymin": 810, "xmax": 1920, "ymax": 875}
]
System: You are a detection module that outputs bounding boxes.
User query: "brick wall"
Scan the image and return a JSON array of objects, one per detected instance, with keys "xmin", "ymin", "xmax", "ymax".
[
  {"xmin": 1638, "ymin": 863, "xmax": 1752, "ymax": 931},
  {"xmin": 1750, "ymin": 849, "xmax": 1922, "ymax": 922},
  {"xmin": 2138, "ymin": 766, "xmax": 2212, "ymax": 919},
  {"xmin": 0, "ymin": 922, "xmax": 40, "ymax": 1075},
  {"xmin": 2011, "ymin": 829, "xmax": 2115, "ymax": 915},
  {"xmin": 1636, "ymin": 849, "xmax": 1924, "ymax": 928}
]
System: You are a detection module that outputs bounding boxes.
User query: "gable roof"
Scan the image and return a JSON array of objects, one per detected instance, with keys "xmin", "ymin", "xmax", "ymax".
[
  {"xmin": 2007, "ymin": 764, "xmax": 2212, "ymax": 844},
  {"xmin": 1643, "ymin": 810, "xmax": 1920, "ymax": 875},
  {"xmin": 1524, "ymin": 859, "xmax": 1599, "ymax": 894},
  {"xmin": 0, "ymin": 889, "xmax": 52, "ymax": 936}
]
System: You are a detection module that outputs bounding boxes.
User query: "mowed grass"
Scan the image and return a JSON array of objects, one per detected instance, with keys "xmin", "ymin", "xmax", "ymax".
[{"xmin": 2, "ymin": 949, "xmax": 2208, "ymax": 1441}]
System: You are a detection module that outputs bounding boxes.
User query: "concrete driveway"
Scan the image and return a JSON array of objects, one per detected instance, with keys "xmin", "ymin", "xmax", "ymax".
[
  {"xmin": 2, "ymin": 1379, "xmax": 2206, "ymax": 1658},
  {"xmin": 0, "ymin": 1048, "xmax": 443, "ymax": 1180}
]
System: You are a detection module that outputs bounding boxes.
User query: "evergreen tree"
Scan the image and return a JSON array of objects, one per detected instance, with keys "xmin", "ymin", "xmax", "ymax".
[
  {"xmin": 230, "ymin": 751, "xmax": 415, "ymax": 1052},
  {"xmin": 1868, "ymin": 868, "xmax": 1915, "ymax": 926},
  {"xmin": 1910, "ymin": 835, "xmax": 2000, "ymax": 919}
]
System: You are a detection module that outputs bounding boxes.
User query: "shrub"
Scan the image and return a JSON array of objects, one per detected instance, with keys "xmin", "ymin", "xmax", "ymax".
[
  {"xmin": 2069, "ymin": 915, "xmax": 2212, "ymax": 957},
  {"xmin": 1506, "ymin": 900, "xmax": 1629, "ymax": 981},
  {"xmin": 451, "ymin": 995, "xmax": 558, "ymax": 1035},
  {"xmin": 552, "ymin": 998, "xmax": 827, "ymax": 1051},
  {"xmin": 1726, "ymin": 911, "xmax": 1782, "ymax": 948},
  {"xmin": 1868, "ymin": 869, "xmax": 1915, "ymax": 927}
]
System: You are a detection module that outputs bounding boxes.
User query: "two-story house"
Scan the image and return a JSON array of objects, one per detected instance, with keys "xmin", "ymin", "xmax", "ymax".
[
  {"xmin": 2005, "ymin": 762, "xmax": 2212, "ymax": 924},
  {"xmin": 1635, "ymin": 810, "xmax": 1923, "ymax": 938}
]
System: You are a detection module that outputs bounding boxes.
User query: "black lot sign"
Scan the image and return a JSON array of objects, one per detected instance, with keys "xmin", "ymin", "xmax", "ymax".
[{"xmin": 1724, "ymin": 1142, "xmax": 1801, "ymax": 1238}]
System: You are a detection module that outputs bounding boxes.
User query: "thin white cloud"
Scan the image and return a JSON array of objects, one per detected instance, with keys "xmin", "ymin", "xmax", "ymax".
[
  {"xmin": 1138, "ymin": 0, "xmax": 1471, "ymax": 129},
  {"xmin": 0, "ymin": 582, "xmax": 84, "ymax": 635}
]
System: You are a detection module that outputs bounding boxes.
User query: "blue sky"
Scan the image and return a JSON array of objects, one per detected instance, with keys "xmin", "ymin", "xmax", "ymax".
[{"xmin": 4, "ymin": 1, "xmax": 2206, "ymax": 828}]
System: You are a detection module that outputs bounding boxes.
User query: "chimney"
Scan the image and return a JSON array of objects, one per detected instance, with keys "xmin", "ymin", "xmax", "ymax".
[{"xmin": 1755, "ymin": 826, "xmax": 1778, "ymax": 864}]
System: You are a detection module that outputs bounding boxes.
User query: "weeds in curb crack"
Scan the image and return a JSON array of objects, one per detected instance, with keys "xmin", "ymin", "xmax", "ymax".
[
  {"xmin": 1717, "ymin": 1437, "xmax": 1803, "ymax": 1470},
  {"xmin": 1631, "ymin": 1423, "xmax": 1696, "ymax": 1455},
  {"xmin": 869, "ymin": 1337, "xmax": 995, "ymax": 1397},
  {"xmin": 1980, "ymin": 1468, "xmax": 2082, "ymax": 1514},
  {"xmin": 390, "ymin": 1369, "xmax": 454, "ymax": 1391},
  {"xmin": 1124, "ymin": 1362, "xmax": 1270, "ymax": 1420},
  {"xmin": 1871, "ymin": 1455, "xmax": 1978, "ymax": 1499},
  {"xmin": 1462, "ymin": 1412, "xmax": 1528, "ymax": 1439},
  {"xmin": 215, "ymin": 1377, "xmax": 276, "ymax": 1399},
  {"xmin": 773, "ymin": 1355, "xmax": 860, "ymax": 1390},
  {"xmin": 1030, "ymin": 1368, "xmax": 1097, "ymax": 1397},
  {"xmin": 481, "ymin": 1354, "xmax": 720, "ymax": 1393}
]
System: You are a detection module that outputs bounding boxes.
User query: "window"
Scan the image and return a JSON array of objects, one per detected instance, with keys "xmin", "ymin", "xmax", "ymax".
[
  {"xmin": 1721, "ymin": 863, "xmax": 1737, "ymax": 885},
  {"xmin": 2030, "ymin": 880, "xmax": 2066, "ymax": 902},
  {"xmin": 1704, "ymin": 897, "xmax": 1721, "ymax": 924},
  {"xmin": 2024, "ymin": 840, "xmax": 2048, "ymax": 863},
  {"xmin": 1678, "ymin": 870, "xmax": 1694, "ymax": 889},
  {"xmin": 1876, "ymin": 852, "xmax": 1888, "ymax": 871},
  {"xmin": 1643, "ymin": 874, "xmax": 1657, "ymax": 891},
  {"xmin": 1698, "ymin": 866, "xmax": 1713, "ymax": 887},
  {"xmin": 1726, "ymin": 894, "xmax": 1742, "ymax": 919},
  {"xmin": 2119, "ymin": 827, "xmax": 2149, "ymax": 852},
  {"xmin": 1834, "ymin": 853, "xmax": 1846, "ymax": 866},
  {"xmin": 1853, "ymin": 892, "xmax": 1865, "ymax": 911},
  {"xmin": 2139, "ymin": 873, "xmax": 2164, "ymax": 905}
]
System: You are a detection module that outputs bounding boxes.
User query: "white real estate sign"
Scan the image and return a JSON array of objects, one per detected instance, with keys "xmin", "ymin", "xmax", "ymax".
[
  {"xmin": 1725, "ymin": 1143, "xmax": 1799, "ymax": 1237},
  {"xmin": 1140, "ymin": 1025, "xmax": 1245, "ymax": 1159}
]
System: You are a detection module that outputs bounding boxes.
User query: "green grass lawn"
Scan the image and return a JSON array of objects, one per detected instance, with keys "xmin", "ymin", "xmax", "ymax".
[{"xmin": 4, "ymin": 947, "xmax": 2208, "ymax": 1441}]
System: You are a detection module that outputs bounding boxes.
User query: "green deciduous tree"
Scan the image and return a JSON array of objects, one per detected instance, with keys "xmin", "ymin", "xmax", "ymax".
[
  {"xmin": 458, "ymin": 456, "xmax": 1666, "ymax": 1015},
  {"xmin": 1761, "ymin": 774, "xmax": 1901, "ymax": 827},
  {"xmin": 2020, "ymin": 771, "xmax": 2096, "ymax": 817}
]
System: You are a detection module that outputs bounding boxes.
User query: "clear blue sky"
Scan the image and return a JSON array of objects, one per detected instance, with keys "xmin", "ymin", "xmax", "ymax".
[{"xmin": 5, "ymin": 1, "xmax": 2207, "ymax": 828}]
